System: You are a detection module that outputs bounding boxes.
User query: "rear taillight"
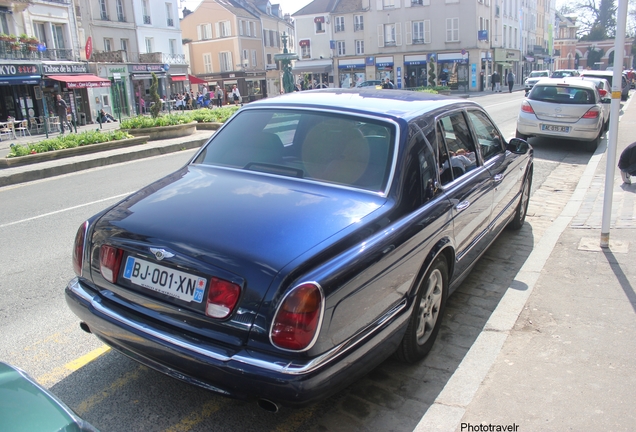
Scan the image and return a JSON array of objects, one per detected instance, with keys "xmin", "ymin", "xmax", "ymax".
[
  {"xmin": 270, "ymin": 283, "xmax": 323, "ymax": 351},
  {"xmin": 582, "ymin": 107, "xmax": 601, "ymax": 119},
  {"xmin": 99, "ymin": 245, "xmax": 123, "ymax": 283},
  {"xmin": 521, "ymin": 100, "xmax": 535, "ymax": 114},
  {"xmin": 205, "ymin": 277, "xmax": 241, "ymax": 319},
  {"xmin": 598, "ymin": 89, "xmax": 608, "ymax": 97},
  {"xmin": 73, "ymin": 221, "xmax": 88, "ymax": 276}
]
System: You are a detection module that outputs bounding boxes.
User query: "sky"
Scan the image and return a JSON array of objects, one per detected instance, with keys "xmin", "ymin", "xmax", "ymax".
[{"xmin": 180, "ymin": 0, "xmax": 314, "ymax": 17}]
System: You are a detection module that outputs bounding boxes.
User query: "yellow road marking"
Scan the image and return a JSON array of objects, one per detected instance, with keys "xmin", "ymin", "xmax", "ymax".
[
  {"xmin": 75, "ymin": 364, "xmax": 146, "ymax": 415},
  {"xmin": 37, "ymin": 345, "xmax": 111, "ymax": 387},
  {"xmin": 164, "ymin": 399, "xmax": 225, "ymax": 432}
]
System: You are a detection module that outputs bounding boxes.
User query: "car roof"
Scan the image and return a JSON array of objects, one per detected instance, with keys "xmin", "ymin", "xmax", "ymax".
[
  {"xmin": 564, "ymin": 76, "xmax": 609, "ymax": 87},
  {"xmin": 580, "ymin": 70, "xmax": 616, "ymax": 77},
  {"xmin": 246, "ymin": 88, "xmax": 483, "ymax": 121},
  {"xmin": 533, "ymin": 78, "xmax": 597, "ymax": 90}
]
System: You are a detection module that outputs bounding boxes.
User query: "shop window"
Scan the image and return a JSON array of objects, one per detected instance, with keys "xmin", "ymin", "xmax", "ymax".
[{"xmin": 103, "ymin": 95, "xmax": 110, "ymax": 107}]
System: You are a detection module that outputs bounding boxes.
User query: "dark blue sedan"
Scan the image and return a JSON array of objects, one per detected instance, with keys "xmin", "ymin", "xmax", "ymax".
[{"xmin": 66, "ymin": 89, "xmax": 532, "ymax": 411}]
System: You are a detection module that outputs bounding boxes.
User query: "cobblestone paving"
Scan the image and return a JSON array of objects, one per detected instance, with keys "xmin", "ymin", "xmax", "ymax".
[
  {"xmin": 571, "ymin": 171, "xmax": 636, "ymax": 229},
  {"xmin": 290, "ymin": 159, "xmax": 591, "ymax": 432}
]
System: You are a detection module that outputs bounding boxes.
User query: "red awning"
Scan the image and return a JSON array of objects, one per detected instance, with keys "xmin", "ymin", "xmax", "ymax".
[
  {"xmin": 46, "ymin": 74, "xmax": 111, "ymax": 89},
  {"xmin": 188, "ymin": 74, "xmax": 207, "ymax": 85},
  {"xmin": 170, "ymin": 74, "xmax": 187, "ymax": 81}
]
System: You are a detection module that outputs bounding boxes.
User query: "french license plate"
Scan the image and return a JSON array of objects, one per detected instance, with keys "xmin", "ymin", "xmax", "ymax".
[
  {"xmin": 541, "ymin": 124, "xmax": 570, "ymax": 133},
  {"xmin": 123, "ymin": 256, "xmax": 206, "ymax": 303}
]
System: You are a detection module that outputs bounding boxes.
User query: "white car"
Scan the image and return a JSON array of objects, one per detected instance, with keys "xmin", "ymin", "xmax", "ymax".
[
  {"xmin": 516, "ymin": 78, "xmax": 607, "ymax": 152},
  {"xmin": 564, "ymin": 76, "xmax": 611, "ymax": 131},
  {"xmin": 524, "ymin": 70, "xmax": 550, "ymax": 95}
]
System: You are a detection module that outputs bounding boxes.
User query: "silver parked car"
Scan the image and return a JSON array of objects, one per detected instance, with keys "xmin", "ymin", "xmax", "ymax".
[
  {"xmin": 524, "ymin": 70, "xmax": 550, "ymax": 95},
  {"xmin": 516, "ymin": 78, "xmax": 606, "ymax": 152},
  {"xmin": 565, "ymin": 76, "xmax": 611, "ymax": 131}
]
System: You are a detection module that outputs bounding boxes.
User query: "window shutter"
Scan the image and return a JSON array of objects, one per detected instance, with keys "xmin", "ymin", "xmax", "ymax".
[
  {"xmin": 406, "ymin": 0, "xmax": 411, "ymax": 7},
  {"xmin": 377, "ymin": 0, "xmax": 383, "ymax": 10},
  {"xmin": 377, "ymin": 24, "xmax": 384, "ymax": 47},
  {"xmin": 396, "ymin": 23, "xmax": 402, "ymax": 46},
  {"xmin": 395, "ymin": 0, "xmax": 401, "ymax": 7},
  {"xmin": 197, "ymin": 25, "xmax": 202, "ymax": 40},
  {"xmin": 406, "ymin": 21, "xmax": 412, "ymax": 45},
  {"xmin": 215, "ymin": 22, "xmax": 220, "ymax": 38},
  {"xmin": 425, "ymin": 20, "xmax": 431, "ymax": 43}
]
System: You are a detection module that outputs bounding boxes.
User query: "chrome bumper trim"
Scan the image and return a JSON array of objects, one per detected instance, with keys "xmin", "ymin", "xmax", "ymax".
[{"xmin": 68, "ymin": 278, "xmax": 407, "ymax": 376}]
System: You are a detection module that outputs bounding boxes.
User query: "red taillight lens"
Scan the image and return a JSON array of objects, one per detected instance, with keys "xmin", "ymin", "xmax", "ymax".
[
  {"xmin": 582, "ymin": 107, "xmax": 600, "ymax": 119},
  {"xmin": 271, "ymin": 283, "xmax": 323, "ymax": 351},
  {"xmin": 205, "ymin": 277, "xmax": 241, "ymax": 319},
  {"xmin": 99, "ymin": 245, "xmax": 123, "ymax": 283},
  {"xmin": 521, "ymin": 100, "xmax": 535, "ymax": 114},
  {"xmin": 598, "ymin": 89, "xmax": 607, "ymax": 97},
  {"xmin": 73, "ymin": 221, "xmax": 88, "ymax": 276}
]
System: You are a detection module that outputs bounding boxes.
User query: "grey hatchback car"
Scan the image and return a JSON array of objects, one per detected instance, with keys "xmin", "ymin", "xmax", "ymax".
[{"xmin": 516, "ymin": 78, "xmax": 606, "ymax": 152}]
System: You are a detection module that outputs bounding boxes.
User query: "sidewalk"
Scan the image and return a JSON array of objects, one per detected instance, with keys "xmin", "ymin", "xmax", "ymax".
[{"xmin": 417, "ymin": 98, "xmax": 636, "ymax": 431}]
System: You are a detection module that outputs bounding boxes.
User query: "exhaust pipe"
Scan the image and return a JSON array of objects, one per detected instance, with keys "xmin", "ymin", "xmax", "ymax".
[
  {"xmin": 79, "ymin": 322, "xmax": 92, "ymax": 334},
  {"xmin": 257, "ymin": 399, "xmax": 279, "ymax": 413}
]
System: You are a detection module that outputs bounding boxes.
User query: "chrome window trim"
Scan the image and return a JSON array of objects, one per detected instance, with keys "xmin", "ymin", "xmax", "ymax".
[{"xmin": 190, "ymin": 106, "xmax": 401, "ymax": 199}]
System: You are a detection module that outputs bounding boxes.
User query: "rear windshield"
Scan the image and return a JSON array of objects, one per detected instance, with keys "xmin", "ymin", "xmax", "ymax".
[
  {"xmin": 193, "ymin": 109, "xmax": 396, "ymax": 192},
  {"xmin": 529, "ymin": 85, "xmax": 596, "ymax": 104}
]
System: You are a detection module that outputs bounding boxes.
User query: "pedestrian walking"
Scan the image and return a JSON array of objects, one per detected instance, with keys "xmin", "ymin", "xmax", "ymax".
[
  {"xmin": 231, "ymin": 85, "xmax": 241, "ymax": 105},
  {"xmin": 492, "ymin": 71, "xmax": 501, "ymax": 92},
  {"xmin": 55, "ymin": 94, "xmax": 72, "ymax": 134},
  {"xmin": 618, "ymin": 141, "xmax": 636, "ymax": 184},
  {"xmin": 216, "ymin": 86, "xmax": 224, "ymax": 107},
  {"xmin": 507, "ymin": 70, "xmax": 515, "ymax": 93}
]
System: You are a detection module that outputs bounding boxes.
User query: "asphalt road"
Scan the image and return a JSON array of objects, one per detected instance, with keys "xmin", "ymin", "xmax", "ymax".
[{"xmin": 0, "ymin": 90, "xmax": 599, "ymax": 432}]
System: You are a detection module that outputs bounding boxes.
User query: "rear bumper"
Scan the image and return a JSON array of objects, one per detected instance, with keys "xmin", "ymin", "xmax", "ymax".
[
  {"xmin": 65, "ymin": 277, "xmax": 407, "ymax": 407},
  {"xmin": 517, "ymin": 115, "xmax": 602, "ymax": 141}
]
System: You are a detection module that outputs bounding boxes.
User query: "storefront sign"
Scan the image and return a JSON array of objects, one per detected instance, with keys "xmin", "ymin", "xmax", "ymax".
[
  {"xmin": 86, "ymin": 36, "xmax": 93, "ymax": 60},
  {"xmin": 404, "ymin": 55, "xmax": 428, "ymax": 66},
  {"xmin": 42, "ymin": 63, "xmax": 89, "ymax": 74},
  {"xmin": 131, "ymin": 64, "xmax": 167, "ymax": 72},
  {"xmin": 0, "ymin": 64, "xmax": 39, "ymax": 76},
  {"xmin": 376, "ymin": 56, "xmax": 394, "ymax": 68},
  {"xmin": 338, "ymin": 59, "xmax": 365, "ymax": 69},
  {"xmin": 66, "ymin": 81, "xmax": 110, "ymax": 89}
]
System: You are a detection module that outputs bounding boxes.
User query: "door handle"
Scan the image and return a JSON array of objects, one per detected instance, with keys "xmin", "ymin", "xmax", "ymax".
[
  {"xmin": 455, "ymin": 201, "xmax": 470, "ymax": 211},
  {"xmin": 494, "ymin": 173, "xmax": 504, "ymax": 183}
]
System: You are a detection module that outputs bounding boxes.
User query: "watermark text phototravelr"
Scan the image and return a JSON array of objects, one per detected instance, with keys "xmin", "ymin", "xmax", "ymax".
[{"xmin": 460, "ymin": 423, "xmax": 519, "ymax": 432}]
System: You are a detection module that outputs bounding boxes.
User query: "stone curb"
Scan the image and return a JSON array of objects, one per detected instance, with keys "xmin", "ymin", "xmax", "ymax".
[
  {"xmin": 0, "ymin": 136, "xmax": 208, "ymax": 188},
  {"xmin": 0, "ymin": 136, "xmax": 150, "ymax": 168},
  {"xmin": 122, "ymin": 121, "xmax": 197, "ymax": 141}
]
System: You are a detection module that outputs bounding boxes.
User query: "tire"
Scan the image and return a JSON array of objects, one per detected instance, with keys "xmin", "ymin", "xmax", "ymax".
[
  {"xmin": 515, "ymin": 129, "xmax": 529, "ymax": 140},
  {"xmin": 395, "ymin": 256, "xmax": 448, "ymax": 363},
  {"xmin": 585, "ymin": 134, "xmax": 600, "ymax": 152},
  {"xmin": 604, "ymin": 119, "xmax": 610, "ymax": 132},
  {"xmin": 508, "ymin": 167, "xmax": 532, "ymax": 230}
]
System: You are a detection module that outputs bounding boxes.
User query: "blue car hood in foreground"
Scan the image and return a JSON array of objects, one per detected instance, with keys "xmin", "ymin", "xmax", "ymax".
[{"xmin": 96, "ymin": 165, "xmax": 388, "ymax": 281}]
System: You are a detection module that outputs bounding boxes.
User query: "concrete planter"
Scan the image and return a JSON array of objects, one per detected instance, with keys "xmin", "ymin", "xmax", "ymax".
[
  {"xmin": 123, "ymin": 121, "xmax": 197, "ymax": 141},
  {"xmin": 195, "ymin": 122, "xmax": 223, "ymax": 131},
  {"xmin": 0, "ymin": 136, "xmax": 149, "ymax": 168}
]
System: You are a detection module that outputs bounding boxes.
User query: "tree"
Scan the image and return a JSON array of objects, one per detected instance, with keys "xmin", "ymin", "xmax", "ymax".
[
  {"xmin": 428, "ymin": 60, "xmax": 436, "ymax": 86},
  {"xmin": 149, "ymin": 72, "xmax": 162, "ymax": 118},
  {"xmin": 570, "ymin": 0, "xmax": 617, "ymax": 40}
]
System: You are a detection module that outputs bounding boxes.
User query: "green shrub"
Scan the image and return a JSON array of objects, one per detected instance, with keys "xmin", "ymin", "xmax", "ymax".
[
  {"xmin": 120, "ymin": 106, "xmax": 239, "ymax": 129},
  {"xmin": 7, "ymin": 130, "xmax": 133, "ymax": 158}
]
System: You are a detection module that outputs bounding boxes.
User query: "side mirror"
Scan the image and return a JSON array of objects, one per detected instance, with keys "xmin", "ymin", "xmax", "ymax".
[{"xmin": 507, "ymin": 138, "xmax": 530, "ymax": 154}]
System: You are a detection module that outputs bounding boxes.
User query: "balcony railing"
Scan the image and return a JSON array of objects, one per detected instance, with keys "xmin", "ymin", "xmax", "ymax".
[
  {"xmin": 167, "ymin": 18, "xmax": 174, "ymax": 27},
  {"xmin": 90, "ymin": 50, "xmax": 185, "ymax": 64},
  {"xmin": 0, "ymin": 41, "xmax": 77, "ymax": 61},
  {"xmin": 354, "ymin": 24, "xmax": 364, "ymax": 31},
  {"xmin": 143, "ymin": 15, "xmax": 151, "ymax": 24}
]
